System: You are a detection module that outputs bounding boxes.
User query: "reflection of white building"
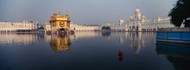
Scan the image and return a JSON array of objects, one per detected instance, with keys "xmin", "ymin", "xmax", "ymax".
[
  {"xmin": 103, "ymin": 32, "xmax": 156, "ymax": 54},
  {"xmin": 69, "ymin": 32, "xmax": 100, "ymax": 40},
  {"xmin": 0, "ymin": 20, "xmax": 38, "ymax": 32},
  {"xmin": 0, "ymin": 34, "xmax": 38, "ymax": 45},
  {"xmin": 126, "ymin": 8, "xmax": 175, "ymax": 31}
]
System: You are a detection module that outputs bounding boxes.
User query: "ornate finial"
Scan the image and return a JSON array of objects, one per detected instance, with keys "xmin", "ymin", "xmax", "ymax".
[
  {"xmin": 54, "ymin": 11, "xmax": 57, "ymax": 16},
  {"xmin": 65, "ymin": 12, "xmax": 69, "ymax": 17}
]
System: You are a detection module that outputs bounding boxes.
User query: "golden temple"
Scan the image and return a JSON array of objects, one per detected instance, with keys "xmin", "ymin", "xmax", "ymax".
[{"xmin": 49, "ymin": 12, "xmax": 71, "ymax": 33}]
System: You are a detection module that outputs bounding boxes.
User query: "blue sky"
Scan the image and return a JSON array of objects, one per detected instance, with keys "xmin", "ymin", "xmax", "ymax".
[{"xmin": 0, "ymin": 0, "xmax": 177, "ymax": 25}]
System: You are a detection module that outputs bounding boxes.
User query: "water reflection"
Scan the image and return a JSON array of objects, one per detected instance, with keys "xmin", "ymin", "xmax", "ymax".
[
  {"xmin": 0, "ymin": 32, "xmax": 189, "ymax": 70},
  {"xmin": 102, "ymin": 32, "xmax": 156, "ymax": 54},
  {"xmin": 127, "ymin": 32, "xmax": 155, "ymax": 54},
  {"xmin": 44, "ymin": 32, "xmax": 101, "ymax": 55},
  {"xmin": 70, "ymin": 32, "xmax": 99, "ymax": 39},
  {"xmin": 156, "ymin": 42, "xmax": 190, "ymax": 70},
  {"xmin": 0, "ymin": 32, "xmax": 155, "ymax": 55},
  {"xmin": 102, "ymin": 32, "xmax": 111, "ymax": 40},
  {"xmin": 0, "ymin": 33, "xmax": 39, "ymax": 46},
  {"xmin": 48, "ymin": 34, "xmax": 71, "ymax": 55}
]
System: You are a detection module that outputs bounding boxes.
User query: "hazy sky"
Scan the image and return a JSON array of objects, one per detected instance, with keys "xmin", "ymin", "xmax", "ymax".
[{"xmin": 0, "ymin": 0, "xmax": 177, "ymax": 25}]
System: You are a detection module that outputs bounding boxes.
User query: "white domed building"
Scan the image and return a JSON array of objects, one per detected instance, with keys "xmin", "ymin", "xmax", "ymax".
[
  {"xmin": 126, "ymin": 8, "xmax": 175, "ymax": 31},
  {"xmin": 126, "ymin": 8, "xmax": 146, "ymax": 31}
]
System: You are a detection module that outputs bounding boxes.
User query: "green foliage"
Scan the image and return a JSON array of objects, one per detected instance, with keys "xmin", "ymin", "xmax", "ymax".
[
  {"xmin": 168, "ymin": 0, "xmax": 190, "ymax": 27},
  {"xmin": 102, "ymin": 26, "xmax": 111, "ymax": 30},
  {"xmin": 39, "ymin": 26, "xmax": 44, "ymax": 29}
]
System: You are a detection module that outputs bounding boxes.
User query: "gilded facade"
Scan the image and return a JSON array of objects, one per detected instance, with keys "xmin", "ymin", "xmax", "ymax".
[{"xmin": 49, "ymin": 12, "xmax": 71, "ymax": 33}]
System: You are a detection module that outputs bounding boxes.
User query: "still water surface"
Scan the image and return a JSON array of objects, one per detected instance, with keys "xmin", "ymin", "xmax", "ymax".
[{"xmin": 0, "ymin": 32, "xmax": 189, "ymax": 70}]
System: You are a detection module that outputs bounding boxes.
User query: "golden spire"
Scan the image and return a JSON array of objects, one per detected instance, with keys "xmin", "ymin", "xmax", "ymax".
[
  {"xmin": 65, "ymin": 12, "xmax": 69, "ymax": 17},
  {"xmin": 54, "ymin": 11, "xmax": 57, "ymax": 16}
]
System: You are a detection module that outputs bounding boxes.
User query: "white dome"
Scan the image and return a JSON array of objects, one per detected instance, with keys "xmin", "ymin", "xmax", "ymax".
[
  {"xmin": 130, "ymin": 16, "xmax": 133, "ymax": 19},
  {"xmin": 135, "ymin": 8, "xmax": 140, "ymax": 13}
]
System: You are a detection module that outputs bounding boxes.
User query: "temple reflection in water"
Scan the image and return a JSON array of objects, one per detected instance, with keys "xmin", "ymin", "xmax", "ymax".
[
  {"xmin": 44, "ymin": 32, "xmax": 100, "ymax": 55},
  {"xmin": 102, "ymin": 32, "xmax": 156, "ymax": 54},
  {"xmin": 49, "ymin": 34, "xmax": 71, "ymax": 55}
]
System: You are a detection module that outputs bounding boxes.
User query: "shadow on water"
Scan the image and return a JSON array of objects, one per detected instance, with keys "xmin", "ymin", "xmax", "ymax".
[{"xmin": 156, "ymin": 41, "xmax": 190, "ymax": 70}]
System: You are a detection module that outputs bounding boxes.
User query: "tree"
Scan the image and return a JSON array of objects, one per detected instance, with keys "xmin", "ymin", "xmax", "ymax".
[
  {"xmin": 38, "ymin": 26, "xmax": 44, "ymax": 30},
  {"xmin": 168, "ymin": 0, "xmax": 190, "ymax": 27},
  {"xmin": 102, "ymin": 26, "xmax": 111, "ymax": 30}
]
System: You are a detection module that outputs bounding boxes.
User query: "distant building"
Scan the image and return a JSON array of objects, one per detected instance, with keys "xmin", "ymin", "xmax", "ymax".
[
  {"xmin": 119, "ymin": 20, "xmax": 125, "ymax": 25},
  {"xmin": 141, "ymin": 17, "xmax": 175, "ymax": 31},
  {"xmin": 44, "ymin": 22, "xmax": 51, "ymax": 32},
  {"xmin": 126, "ymin": 8, "xmax": 145, "ymax": 31},
  {"xmin": 126, "ymin": 8, "xmax": 175, "ymax": 31},
  {"xmin": 70, "ymin": 22, "xmax": 101, "ymax": 31},
  {"xmin": 102, "ymin": 9, "xmax": 176, "ymax": 32},
  {"xmin": 0, "ymin": 20, "xmax": 38, "ymax": 32},
  {"xmin": 102, "ymin": 20, "xmax": 126, "ymax": 31}
]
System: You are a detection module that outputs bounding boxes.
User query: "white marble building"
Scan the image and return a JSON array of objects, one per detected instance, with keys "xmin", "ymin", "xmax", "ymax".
[
  {"xmin": 141, "ymin": 17, "xmax": 175, "ymax": 31},
  {"xmin": 104, "ymin": 8, "xmax": 175, "ymax": 32},
  {"xmin": 0, "ymin": 20, "xmax": 38, "ymax": 32},
  {"xmin": 69, "ymin": 22, "xmax": 101, "ymax": 31},
  {"xmin": 126, "ymin": 8, "xmax": 175, "ymax": 31},
  {"xmin": 44, "ymin": 22, "xmax": 51, "ymax": 31},
  {"xmin": 103, "ymin": 20, "xmax": 125, "ymax": 31},
  {"xmin": 126, "ymin": 8, "xmax": 146, "ymax": 31}
]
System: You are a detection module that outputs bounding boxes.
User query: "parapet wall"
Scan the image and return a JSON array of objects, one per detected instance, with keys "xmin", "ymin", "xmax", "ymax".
[
  {"xmin": 158, "ymin": 28, "xmax": 190, "ymax": 32},
  {"xmin": 156, "ymin": 28, "xmax": 190, "ymax": 44}
]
